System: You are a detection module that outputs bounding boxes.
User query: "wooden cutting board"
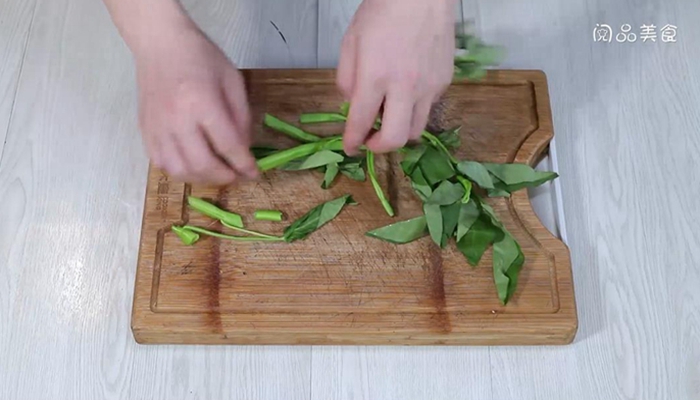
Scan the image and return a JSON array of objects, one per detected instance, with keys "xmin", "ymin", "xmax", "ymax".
[{"xmin": 131, "ymin": 69, "xmax": 577, "ymax": 345}]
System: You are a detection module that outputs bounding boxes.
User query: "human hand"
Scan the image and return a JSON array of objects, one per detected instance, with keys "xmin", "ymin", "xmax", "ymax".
[
  {"xmin": 134, "ymin": 23, "xmax": 257, "ymax": 185},
  {"xmin": 337, "ymin": 0, "xmax": 456, "ymax": 155}
]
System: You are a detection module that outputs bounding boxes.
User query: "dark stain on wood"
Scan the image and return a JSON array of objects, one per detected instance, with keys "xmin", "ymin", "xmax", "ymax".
[
  {"xmin": 204, "ymin": 186, "xmax": 229, "ymax": 334},
  {"xmin": 426, "ymin": 244, "xmax": 452, "ymax": 333}
]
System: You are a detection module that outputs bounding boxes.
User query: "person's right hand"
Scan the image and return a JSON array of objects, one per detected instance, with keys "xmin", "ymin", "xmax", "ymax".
[{"xmin": 135, "ymin": 24, "xmax": 258, "ymax": 185}]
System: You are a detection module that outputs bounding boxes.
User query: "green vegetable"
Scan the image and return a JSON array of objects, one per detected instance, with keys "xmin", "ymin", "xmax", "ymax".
[
  {"xmin": 366, "ymin": 151, "xmax": 394, "ymax": 217},
  {"xmin": 254, "ymin": 209, "xmax": 284, "ymax": 221},
  {"xmin": 279, "ymin": 150, "xmax": 343, "ymax": 171},
  {"xmin": 173, "ymin": 225, "xmax": 283, "ymax": 242},
  {"xmin": 365, "ymin": 216, "xmax": 428, "ymax": 244},
  {"xmin": 456, "ymin": 200, "xmax": 480, "ymax": 242},
  {"xmin": 482, "ymin": 163, "xmax": 558, "ymax": 192},
  {"xmin": 418, "ymin": 146, "xmax": 455, "ymax": 185},
  {"xmin": 321, "ymin": 162, "xmax": 340, "ymax": 189},
  {"xmin": 188, "ymin": 196, "xmax": 244, "ymax": 228},
  {"xmin": 283, "ymin": 195, "xmax": 356, "ymax": 242},
  {"xmin": 264, "ymin": 113, "xmax": 322, "ymax": 143},
  {"xmin": 426, "ymin": 181, "xmax": 465, "ymax": 205},
  {"xmin": 409, "ymin": 167, "xmax": 433, "ymax": 201},
  {"xmin": 440, "ymin": 202, "xmax": 461, "ymax": 247},
  {"xmin": 457, "ymin": 161, "xmax": 495, "ymax": 190},
  {"xmin": 299, "ymin": 113, "xmax": 347, "ymax": 124},
  {"xmin": 256, "ymin": 137, "xmax": 344, "ymax": 171},
  {"xmin": 456, "ymin": 176, "xmax": 472, "ymax": 203},
  {"xmin": 172, "ymin": 225, "xmax": 200, "ymax": 245},
  {"xmin": 400, "ymin": 145, "xmax": 427, "ymax": 176},
  {"xmin": 437, "ymin": 127, "xmax": 462, "ymax": 150},
  {"xmin": 339, "ymin": 161, "xmax": 366, "ymax": 181},
  {"xmin": 456, "ymin": 216, "xmax": 502, "ymax": 266},
  {"xmin": 423, "ymin": 203, "xmax": 443, "ymax": 247},
  {"xmin": 492, "ymin": 232, "xmax": 524, "ymax": 304}
]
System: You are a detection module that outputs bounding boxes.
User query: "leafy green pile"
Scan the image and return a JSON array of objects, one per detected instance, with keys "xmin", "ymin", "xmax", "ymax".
[{"xmin": 171, "ymin": 31, "xmax": 559, "ymax": 304}]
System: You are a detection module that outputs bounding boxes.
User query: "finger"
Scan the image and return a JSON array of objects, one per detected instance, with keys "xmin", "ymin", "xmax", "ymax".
[
  {"xmin": 365, "ymin": 91, "xmax": 412, "ymax": 153},
  {"xmin": 174, "ymin": 129, "xmax": 237, "ymax": 185},
  {"xmin": 223, "ymin": 72, "xmax": 252, "ymax": 147},
  {"xmin": 143, "ymin": 131, "xmax": 164, "ymax": 169},
  {"xmin": 336, "ymin": 34, "xmax": 357, "ymax": 99},
  {"xmin": 202, "ymin": 101, "xmax": 259, "ymax": 180},
  {"xmin": 408, "ymin": 98, "xmax": 432, "ymax": 141},
  {"xmin": 343, "ymin": 83, "xmax": 384, "ymax": 155},
  {"xmin": 160, "ymin": 133, "xmax": 189, "ymax": 182}
]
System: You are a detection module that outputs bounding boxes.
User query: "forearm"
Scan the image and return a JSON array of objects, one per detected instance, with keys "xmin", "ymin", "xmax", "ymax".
[{"xmin": 102, "ymin": 0, "xmax": 195, "ymax": 58}]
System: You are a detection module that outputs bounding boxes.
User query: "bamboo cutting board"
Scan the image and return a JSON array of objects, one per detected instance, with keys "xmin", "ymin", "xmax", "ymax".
[{"xmin": 131, "ymin": 69, "xmax": 577, "ymax": 345}]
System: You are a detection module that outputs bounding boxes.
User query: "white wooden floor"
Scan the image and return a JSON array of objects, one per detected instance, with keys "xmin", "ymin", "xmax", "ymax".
[{"xmin": 1, "ymin": 0, "xmax": 699, "ymax": 398}]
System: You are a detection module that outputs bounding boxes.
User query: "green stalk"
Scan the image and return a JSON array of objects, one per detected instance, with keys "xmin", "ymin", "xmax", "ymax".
[
  {"xmin": 220, "ymin": 221, "xmax": 282, "ymax": 240},
  {"xmin": 177, "ymin": 225, "xmax": 284, "ymax": 242},
  {"xmin": 172, "ymin": 225, "xmax": 200, "ymax": 245},
  {"xmin": 256, "ymin": 137, "xmax": 344, "ymax": 171},
  {"xmin": 254, "ymin": 210, "xmax": 284, "ymax": 221},
  {"xmin": 264, "ymin": 113, "xmax": 322, "ymax": 143},
  {"xmin": 421, "ymin": 130, "xmax": 458, "ymax": 164},
  {"xmin": 299, "ymin": 113, "xmax": 347, "ymax": 124},
  {"xmin": 456, "ymin": 175, "xmax": 473, "ymax": 203},
  {"xmin": 366, "ymin": 150, "xmax": 395, "ymax": 217},
  {"xmin": 188, "ymin": 196, "xmax": 244, "ymax": 228}
]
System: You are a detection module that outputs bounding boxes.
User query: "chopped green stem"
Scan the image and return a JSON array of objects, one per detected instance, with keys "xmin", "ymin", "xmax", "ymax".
[
  {"xmin": 188, "ymin": 196, "xmax": 243, "ymax": 228},
  {"xmin": 180, "ymin": 225, "xmax": 284, "ymax": 242},
  {"xmin": 220, "ymin": 221, "xmax": 282, "ymax": 239},
  {"xmin": 264, "ymin": 113, "xmax": 322, "ymax": 143},
  {"xmin": 256, "ymin": 137, "xmax": 343, "ymax": 171},
  {"xmin": 366, "ymin": 150, "xmax": 395, "ymax": 217},
  {"xmin": 421, "ymin": 130, "xmax": 458, "ymax": 164},
  {"xmin": 254, "ymin": 209, "xmax": 284, "ymax": 221},
  {"xmin": 299, "ymin": 113, "xmax": 347, "ymax": 124},
  {"xmin": 456, "ymin": 176, "xmax": 473, "ymax": 203}
]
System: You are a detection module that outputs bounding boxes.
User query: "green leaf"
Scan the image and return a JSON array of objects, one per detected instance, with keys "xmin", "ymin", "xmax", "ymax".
[
  {"xmin": 280, "ymin": 150, "xmax": 344, "ymax": 171},
  {"xmin": 426, "ymin": 181, "xmax": 465, "ymax": 205},
  {"xmin": 321, "ymin": 162, "xmax": 339, "ymax": 189},
  {"xmin": 456, "ymin": 216, "xmax": 503, "ymax": 266},
  {"xmin": 457, "ymin": 161, "xmax": 495, "ymax": 190},
  {"xmin": 482, "ymin": 163, "xmax": 558, "ymax": 191},
  {"xmin": 441, "ymin": 202, "xmax": 461, "ymax": 246},
  {"xmin": 487, "ymin": 183, "xmax": 511, "ymax": 197},
  {"xmin": 456, "ymin": 200, "xmax": 480, "ymax": 242},
  {"xmin": 418, "ymin": 146, "xmax": 455, "ymax": 185},
  {"xmin": 283, "ymin": 195, "xmax": 356, "ymax": 242},
  {"xmin": 400, "ymin": 145, "xmax": 427, "ymax": 175},
  {"xmin": 264, "ymin": 113, "xmax": 322, "ymax": 143},
  {"xmin": 409, "ymin": 167, "xmax": 433, "ymax": 201},
  {"xmin": 423, "ymin": 203, "xmax": 444, "ymax": 247},
  {"xmin": 492, "ymin": 233, "xmax": 525, "ymax": 304},
  {"xmin": 365, "ymin": 216, "xmax": 428, "ymax": 244},
  {"xmin": 437, "ymin": 126, "xmax": 462, "ymax": 150},
  {"xmin": 339, "ymin": 162, "xmax": 366, "ymax": 181}
]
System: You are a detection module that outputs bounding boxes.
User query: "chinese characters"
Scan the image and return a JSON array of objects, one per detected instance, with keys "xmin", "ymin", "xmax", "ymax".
[{"xmin": 594, "ymin": 23, "xmax": 677, "ymax": 43}]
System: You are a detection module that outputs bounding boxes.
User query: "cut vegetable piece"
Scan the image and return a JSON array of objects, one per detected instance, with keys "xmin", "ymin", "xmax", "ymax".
[
  {"xmin": 441, "ymin": 202, "xmax": 461, "ymax": 247},
  {"xmin": 299, "ymin": 113, "xmax": 346, "ymax": 124},
  {"xmin": 426, "ymin": 181, "xmax": 465, "ymax": 205},
  {"xmin": 321, "ymin": 163, "xmax": 340, "ymax": 189},
  {"xmin": 264, "ymin": 113, "xmax": 322, "ymax": 143},
  {"xmin": 172, "ymin": 225, "xmax": 200, "ymax": 245},
  {"xmin": 492, "ymin": 233, "xmax": 525, "ymax": 304},
  {"xmin": 254, "ymin": 210, "xmax": 284, "ymax": 221},
  {"xmin": 418, "ymin": 146, "xmax": 455, "ymax": 185},
  {"xmin": 280, "ymin": 150, "xmax": 344, "ymax": 171},
  {"xmin": 409, "ymin": 167, "xmax": 433, "ymax": 201},
  {"xmin": 456, "ymin": 200, "xmax": 480, "ymax": 242},
  {"xmin": 456, "ymin": 216, "xmax": 503, "ymax": 266},
  {"xmin": 187, "ymin": 196, "xmax": 244, "ymax": 228},
  {"xmin": 366, "ymin": 216, "xmax": 428, "ymax": 244},
  {"xmin": 436, "ymin": 126, "xmax": 462, "ymax": 150}
]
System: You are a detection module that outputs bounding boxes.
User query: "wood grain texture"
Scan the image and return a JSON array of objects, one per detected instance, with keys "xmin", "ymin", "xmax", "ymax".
[
  {"xmin": 132, "ymin": 69, "xmax": 576, "ymax": 346},
  {"xmin": 466, "ymin": 0, "xmax": 700, "ymax": 399},
  {"xmin": 0, "ymin": 0, "xmax": 36, "ymax": 161},
  {"xmin": 0, "ymin": 0, "xmax": 316, "ymax": 399}
]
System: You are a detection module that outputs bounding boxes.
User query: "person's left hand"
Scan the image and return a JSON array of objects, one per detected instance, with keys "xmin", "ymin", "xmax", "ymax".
[{"xmin": 337, "ymin": 0, "xmax": 456, "ymax": 155}]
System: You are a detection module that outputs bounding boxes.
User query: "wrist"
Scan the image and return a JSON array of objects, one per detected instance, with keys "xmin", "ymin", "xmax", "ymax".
[{"xmin": 105, "ymin": 0, "xmax": 197, "ymax": 59}]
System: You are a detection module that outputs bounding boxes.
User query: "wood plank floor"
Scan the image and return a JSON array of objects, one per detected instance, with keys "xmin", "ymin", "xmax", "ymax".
[{"xmin": 1, "ymin": 0, "xmax": 698, "ymax": 398}]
